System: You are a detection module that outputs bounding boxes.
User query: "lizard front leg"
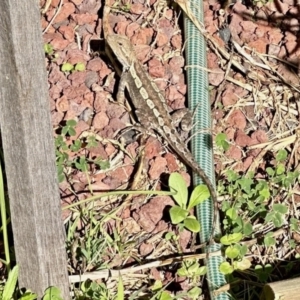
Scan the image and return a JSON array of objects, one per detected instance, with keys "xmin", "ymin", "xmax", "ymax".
[
  {"xmin": 115, "ymin": 71, "xmax": 157, "ymax": 139},
  {"xmin": 116, "ymin": 71, "xmax": 130, "ymax": 106}
]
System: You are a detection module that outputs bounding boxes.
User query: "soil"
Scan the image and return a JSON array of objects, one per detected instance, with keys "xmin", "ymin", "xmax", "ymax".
[{"xmin": 40, "ymin": 0, "xmax": 300, "ymax": 298}]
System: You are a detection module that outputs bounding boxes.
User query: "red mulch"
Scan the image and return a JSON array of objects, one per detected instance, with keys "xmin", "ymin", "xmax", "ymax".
[{"xmin": 41, "ymin": 0, "xmax": 300, "ymax": 297}]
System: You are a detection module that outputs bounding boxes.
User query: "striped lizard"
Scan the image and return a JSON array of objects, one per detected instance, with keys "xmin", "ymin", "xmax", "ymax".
[{"xmin": 105, "ymin": 34, "xmax": 217, "ymax": 245}]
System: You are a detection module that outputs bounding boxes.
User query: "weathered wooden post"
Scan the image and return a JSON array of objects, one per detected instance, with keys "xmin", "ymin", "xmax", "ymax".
[{"xmin": 0, "ymin": 0, "xmax": 70, "ymax": 298}]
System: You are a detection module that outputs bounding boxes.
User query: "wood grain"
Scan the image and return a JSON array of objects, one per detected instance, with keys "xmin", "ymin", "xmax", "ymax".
[{"xmin": 0, "ymin": 1, "xmax": 69, "ymax": 298}]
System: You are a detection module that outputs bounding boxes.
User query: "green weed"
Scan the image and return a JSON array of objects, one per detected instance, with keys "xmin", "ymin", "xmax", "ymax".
[
  {"xmin": 55, "ymin": 120, "xmax": 110, "ymax": 182},
  {"xmin": 168, "ymin": 173, "xmax": 210, "ymax": 233},
  {"xmin": 218, "ymin": 149, "xmax": 299, "ymax": 275}
]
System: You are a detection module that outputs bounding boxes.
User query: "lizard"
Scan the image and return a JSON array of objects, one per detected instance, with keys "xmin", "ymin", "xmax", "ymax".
[{"xmin": 105, "ymin": 33, "xmax": 218, "ymax": 246}]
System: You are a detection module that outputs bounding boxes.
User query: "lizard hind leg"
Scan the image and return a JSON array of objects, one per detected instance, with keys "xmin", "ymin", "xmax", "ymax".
[
  {"xmin": 171, "ymin": 107, "xmax": 212, "ymax": 145},
  {"xmin": 113, "ymin": 122, "xmax": 157, "ymax": 146},
  {"xmin": 171, "ymin": 108, "xmax": 193, "ymax": 143}
]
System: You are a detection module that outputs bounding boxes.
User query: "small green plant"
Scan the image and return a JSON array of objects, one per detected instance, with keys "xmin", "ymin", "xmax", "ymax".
[
  {"xmin": 290, "ymin": 217, "xmax": 299, "ymax": 231},
  {"xmin": 55, "ymin": 120, "xmax": 110, "ymax": 182},
  {"xmin": 221, "ymin": 149, "xmax": 298, "ymax": 234},
  {"xmin": 78, "ymin": 279, "xmax": 123, "ymax": 300},
  {"xmin": 216, "ymin": 133, "xmax": 230, "ymax": 152},
  {"xmin": 186, "ymin": 287, "xmax": 203, "ymax": 300},
  {"xmin": 61, "ymin": 62, "xmax": 86, "ymax": 73},
  {"xmin": 219, "ymin": 149, "xmax": 299, "ymax": 274},
  {"xmin": 219, "ymin": 233, "xmax": 250, "ymax": 275},
  {"xmin": 74, "ymin": 156, "xmax": 89, "ymax": 172},
  {"xmin": 62, "ymin": 120, "xmax": 77, "ymax": 136},
  {"xmin": 150, "ymin": 280, "xmax": 173, "ymax": 300},
  {"xmin": 1, "ymin": 265, "xmax": 19, "ymax": 300},
  {"xmin": 164, "ymin": 231, "xmax": 180, "ymax": 249},
  {"xmin": 44, "ymin": 43, "xmax": 54, "ymax": 55},
  {"xmin": 86, "ymin": 135, "xmax": 98, "ymax": 148},
  {"xmin": 112, "ymin": 1, "xmax": 131, "ymax": 12},
  {"xmin": 44, "ymin": 43, "xmax": 59, "ymax": 61},
  {"xmin": 0, "ymin": 150, "xmax": 11, "ymax": 273},
  {"xmin": 61, "ymin": 62, "xmax": 74, "ymax": 73},
  {"xmin": 251, "ymin": 0, "xmax": 273, "ymax": 8},
  {"xmin": 0, "ymin": 265, "xmax": 37, "ymax": 300},
  {"xmin": 168, "ymin": 173, "xmax": 210, "ymax": 232},
  {"xmin": 43, "ymin": 287, "xmax": 64, "ymax": 300},
  {"xmin": 254, "ymin": 264, "xmax": 273, "ymax": 283},
  {"xmin": 177, "ymin": 259, "xmax": 206, "ymax": 284},
  {"xmin": 74, "ymin": 62, "xmax": 86, "ymax": 71}
]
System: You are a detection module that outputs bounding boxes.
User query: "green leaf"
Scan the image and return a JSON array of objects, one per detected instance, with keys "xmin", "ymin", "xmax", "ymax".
[
  {"xmin": 151, "ymin": 280, "xmax": 163, "ymax": 291},
  {"xmin": 188, "ymin": 184, "xmax": 210, "ymax": 210},
  {"xmin": 68, "ymin": 127, "xmax": 76, "ymax": 136},
  {"xmin": 177, "ymin": 266, "xmax": 188, "ymax": 277},
  {"xmin": 273, "ymin": 204, "xmax": 288, "ymax": 214},
  {"xmin": 184, "ymin": 261, "xmax": 206, "ymax": 276},
  {"xmin": 75, "ymin": 157, "xmax": 88, "ymax": 172},
  {"xmin": 187, "ymin": 261, "xmax": 199, "ymax": 274},
  {"xmin": 247, "ymin": 171, "xmax": 254, "ymax": 179},
  {"xmin": 226, "ymin": 208, "xmax": 238, "ymax": 221},
  {"xmin": 225, "ymin": 245, "xmax": 240, "ymax": 259},
  {"xmin": 215, "ymin": 133, "xmax": 229, "ymax": 151},
  {"xmin": 275, "ymin": 163, "xmax": 285, "ymax": 175},
  {"xmin": 57, "ymin": 172, "xmax": 65, "ymax": 183},
  {"xmin": 187, "ymin": 287, "xmax": 202, "ymax": 299},
  {"xmin": 220, "ymin": 233, "xmax": 243, "ymax": 245},
  {"xmin": 75, "ymin": 62, "xmax": 86, "ymax": 71},
  {"xmin": 43, "ymin": 287, "xmax": 63, "ymax": 300},
  {"xmin": 282, "ymin": 172, "xmax": 298, "ymax": 188},
  {"xmin": 61, "ymin": 62, "xmax": 74, "ymax": 72},
  {"xmin": 276, "ymin": 149, "xmax": 287, "ymax": 162},
  {"xmin": 221, "ymin": 200, "xmax": 231, "ymax": 211},
  {"xmin": 94, "ymin": 158, "xmax": 110, "ymax": 170},
  {"xmin": 169, "ymin": 206, "xmax": 188, "ymax": 224},
  {"xmin": 219, "ymin": 262, "xmax": 234, "ymax": 275},
  {"xmin": 169, "ymin": 173, "xmax": 188, "ymax": 208},
  {"xmin": 255, "ymin": 264, "xmax": 273, "ymax": 283},
  {"xmin": 259, "ymin": 185, "xmax": 270, "ymax": 200},
  {"xmin": 237, "ymin": 177, "xmax": 253, "ymax": 194},
  {"xmin": 164, "ymin": 232, "xmax": 175, "ymax": 241},
  {"xmin": 226, "ymin": 170, "xmax": 239, "ymax": 182},
  {"xmin": 70, "ymin": 140, "xmax": 82, "ymax": 152},
  {"xmin": 184, "ymin": 216, "xmax": 200, "ymax": 233},
  {"xmin": 272, "ymin": 212, "xmax": 284, "ymax": 228},
  {"xmin": 240, "ymin": 244, "xmax": 248, "ymax": 256},
  {"xmin": 197, "ymin": 266, "xmax": 207, "ymax": 276},
  {"xmin": 80, "ymin": 248, "xmax": 91, "ymax": 260},
  {"xmin": 233, "ymin": 258, "xmax": 251, "ymax": 271},
  {"xmin": 289, "ymin": 239, "xmax": 296, "ymax": 249},
  {"xmin": 264, "ymin": 233, "xmax": 276, "ymax": 246},
  {"xmin": 232, "ymin": 217, "xmax": 243, "ymax": 233},
  {"xmin": 19, "ymin": 292, "xmax": 38, "ymax": 300},
  {"xmin": 67, "ymin": 119, "xmax": 77, "ymax": 126},
  {"xmin": 86, "ymin": 135, "xmax": 98, "ymax": 148},
  {"xmin": 117, "ymin": 274, "xmax": 124, "ymax": 300},
  {"xmin": 243, "ymin": 222, "xmax": 253, "ymax": 236},
  {"xmin": 44, "ymin": 43, "xmax": 54, "ymax": 55},
  {"xmin": 290, "ymin": 217, "xmax": 299, "ymax": 231},
  {"xmin": 3, "ymin": 265, "xmax": 19, "ymax": 300},
  {"xmin": 44, "ymin": 287, "xmax": 61, "ymax": 296},
  {"xmin": 265, "ymin": 211, "xmax": 275, "ymax": 224},
  {"xmin": 159, "ymin": 291, "xmax": 173, "ymax": 300},
  {"xmin": 61, "ymin": 120, "xmax": 77, "ymax": 136},
  {"xmin": 266, "ymin": 167, "xmax": 275, "ymax": 177},
  {"xmin": 55, "ymin": 135, "xmax": 64, "ymax": 146}
]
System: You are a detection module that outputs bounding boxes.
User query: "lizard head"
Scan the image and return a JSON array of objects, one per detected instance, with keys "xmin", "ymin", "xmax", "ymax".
[{"xmin": 106, "ymin": 34, "xmax": 135, "ymax": 68}]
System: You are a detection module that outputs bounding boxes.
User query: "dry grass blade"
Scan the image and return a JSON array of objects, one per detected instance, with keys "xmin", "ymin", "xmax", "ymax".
[{"xmin": 69, "ymin": 251, "xmax": 221, "ymax": 283}]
